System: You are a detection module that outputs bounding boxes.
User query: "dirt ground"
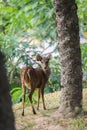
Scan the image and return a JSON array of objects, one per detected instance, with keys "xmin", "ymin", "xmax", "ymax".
[{"xmin": 13, "ymin": 89, "xmax": 87, "ymax": 130}]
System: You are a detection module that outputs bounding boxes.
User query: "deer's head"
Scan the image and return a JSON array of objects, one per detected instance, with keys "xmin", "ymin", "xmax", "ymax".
[{"xmin": 36, "ymin": 54, "xmax": 51, "ymax": 70}]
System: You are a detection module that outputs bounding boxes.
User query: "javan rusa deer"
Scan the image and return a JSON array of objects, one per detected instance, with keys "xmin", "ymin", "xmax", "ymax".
[{"xmin": 21, "ymin": 54, "xmax": 51, "ymax": 116}]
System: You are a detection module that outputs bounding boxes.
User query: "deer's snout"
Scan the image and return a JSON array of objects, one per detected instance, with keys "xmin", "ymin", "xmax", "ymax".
[{"xmin": 43, "ymin": 64, "xmax": 47, "ymax": 70}]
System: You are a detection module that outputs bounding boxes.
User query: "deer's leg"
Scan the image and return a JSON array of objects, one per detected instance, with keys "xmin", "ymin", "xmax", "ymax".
[
  {"xmin": 22, "ymin": 85, "xmax": 26, "ymax": 116},
  {"xmin": 41, "ymin": 88, "xmax": 46, "ymax": 110},
  {"xmin": 37, "ymin": 88, "xmax": 41, "ymax": 110},
  {"xmin": 29, "ymin": 89, "xmax": 36, "ymax": 114}
]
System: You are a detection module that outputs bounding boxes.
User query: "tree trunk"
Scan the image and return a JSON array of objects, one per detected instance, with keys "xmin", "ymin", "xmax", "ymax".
[
  {"xmin": 55, "ymin": 0, "xmax": 82, "ymax": 117},
  {"xmin": 0, "ymin": 51, "xmax": 15, "ymax": 130}
]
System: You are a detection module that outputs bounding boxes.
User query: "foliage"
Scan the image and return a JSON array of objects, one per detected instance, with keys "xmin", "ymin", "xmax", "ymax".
[
  {"xmin": 72, "ymin": 117, "xmax": 85, "ymax": 130},
  {"xmin": 81, "ymin": 44, "xmax": 87, "ymax": 73},
  {"xmin": 10, "ymin": 84, "xmax": 38, "ymax": 104},
  {"xmin": 0, "ymin": 0, "xmax": 57, "ymax": 42},
  {"xmin": 10, "ymin": 85, "xmax": 22, "ymax": 104},
  {"xmin": 80, "ymin": 43, "xmax": 87, "ymax": 88},
  {"xmin": 0, "ymin": 0, "xmax": 87, "ymax": 40},
  {"xmin": 76, "ymin": 0, "xmax": 87, "ymax": 34}
]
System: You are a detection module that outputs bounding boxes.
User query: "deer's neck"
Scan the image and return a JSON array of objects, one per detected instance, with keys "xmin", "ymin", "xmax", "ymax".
[{"xmin": 43, "ymin": 67, "xmax": 51, "ymax": 80}]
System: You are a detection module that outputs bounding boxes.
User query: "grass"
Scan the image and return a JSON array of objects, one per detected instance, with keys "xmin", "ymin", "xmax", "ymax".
[
  {"xmin": 13, "ymin": 89, "xmax": 87, "ymax": 130},
  {"xmin": 72, "ymin": 117, "xmax": 85, "ymax": 130}
]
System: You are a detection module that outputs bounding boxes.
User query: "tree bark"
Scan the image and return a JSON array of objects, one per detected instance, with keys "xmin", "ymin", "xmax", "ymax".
[
  {"xmin": 0, "ymin": 51, "xmax": 15, "ymax": 130},
  {"xmin": 55, "ymin": 0, "xmax": 82, "ymax": 117}
]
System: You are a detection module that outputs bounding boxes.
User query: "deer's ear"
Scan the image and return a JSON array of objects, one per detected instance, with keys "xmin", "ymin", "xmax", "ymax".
[
  {"xmin": 48, "ymin": 54, "xmax": 52, "ymax": 60},
  {"xmin": 36, "ymin": 55, "xmax": 42, "ymax": 61}
]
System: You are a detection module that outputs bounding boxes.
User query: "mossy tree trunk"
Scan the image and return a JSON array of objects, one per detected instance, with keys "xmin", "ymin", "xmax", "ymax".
[
  {"xmin": 55, "ymin": 0, "xmax": 82, "ymax": 117},
  {"xmin": 0, "ymin": 51, "xmax": 15, "ymax": 130}
]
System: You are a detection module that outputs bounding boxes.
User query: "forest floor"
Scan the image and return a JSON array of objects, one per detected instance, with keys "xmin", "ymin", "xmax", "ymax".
[{"xmin": 13, "ymin": 89, "xmax": 87, "ymax": 130}]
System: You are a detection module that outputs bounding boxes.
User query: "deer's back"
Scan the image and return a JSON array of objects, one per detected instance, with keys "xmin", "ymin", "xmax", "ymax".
[{"xmin": 21, "ymin": 66, "xmax": 48, "ymax": 89}]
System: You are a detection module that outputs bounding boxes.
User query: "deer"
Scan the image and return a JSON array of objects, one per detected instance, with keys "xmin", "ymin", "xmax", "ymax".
[{"xmin": 20, "ymin": 54, "xmax": 51, "ymax": 116}]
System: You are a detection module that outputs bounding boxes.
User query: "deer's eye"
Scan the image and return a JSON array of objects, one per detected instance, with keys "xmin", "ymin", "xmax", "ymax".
[{"xmin": 46, "ymin": 61, "xmax": 48, "ymax": 64}]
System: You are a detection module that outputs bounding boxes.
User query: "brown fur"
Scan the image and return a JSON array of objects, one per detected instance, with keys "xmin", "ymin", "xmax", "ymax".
[{"xmin": 21, "ymin": 54, "xmax": 51, "ymax": 115}]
